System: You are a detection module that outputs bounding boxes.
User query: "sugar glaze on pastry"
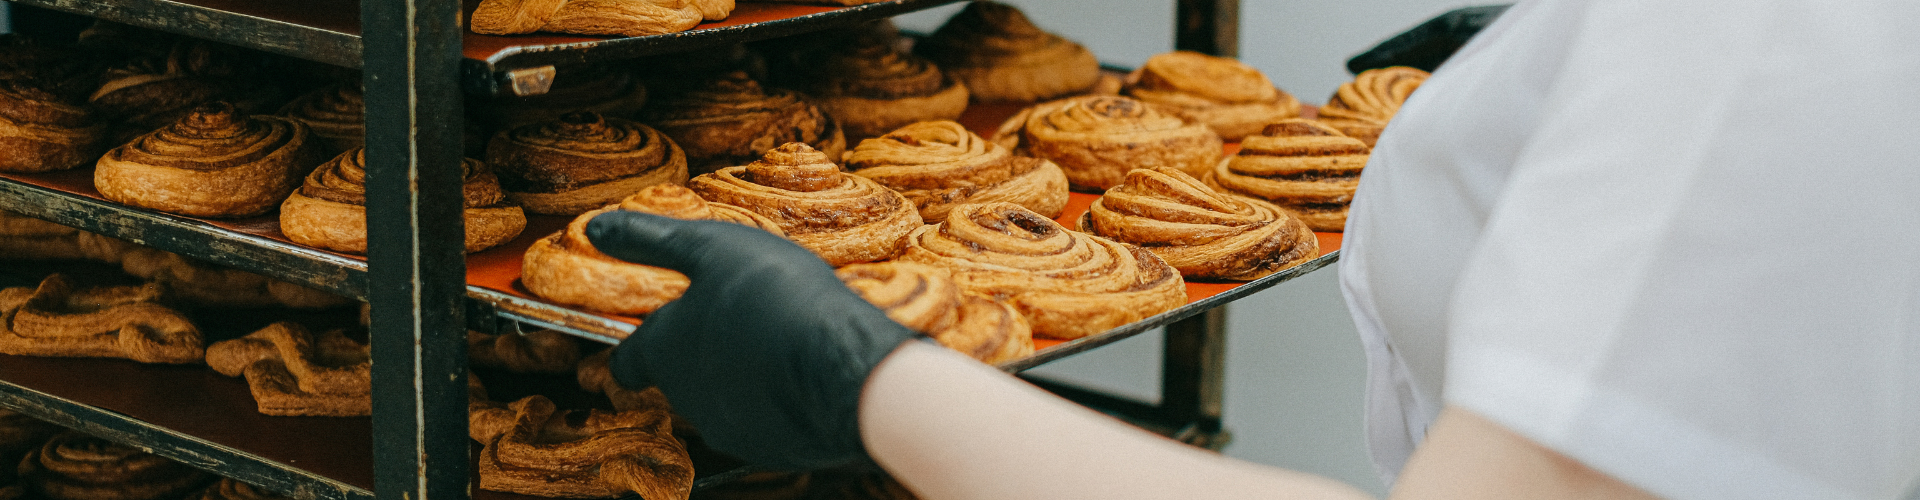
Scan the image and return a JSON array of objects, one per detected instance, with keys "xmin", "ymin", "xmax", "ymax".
[
  {"xmin": 838, "ymin": 262, "xmax": 1034, "ymax": 364},
  {"xmin": 1124, "ymin": 51, "xmax": 1301, "ymax": 140},
  {"xmin": 993, "ymin": 95, "xmax": 1222, "ymax": 191},
  {"xmin": 689, "ymin": 142, "xmax": 920, "ymax": 266},
  {"xmin": 1207, "ymin": 119, "xmax": 1369, "ymax": 232},
  {"xmin": 1081, "ymin": 167, "xmax": 1318, "ymax": 281},
  {"xmin": 845, "ymin": 120, "xmax": 1067, "ymax": 221}
]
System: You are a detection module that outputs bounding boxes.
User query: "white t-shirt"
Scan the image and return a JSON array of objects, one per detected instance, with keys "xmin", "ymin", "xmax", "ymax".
[{"xmin": 1337, "ymin": 1, "xmax": 1920, "ymax": 499}]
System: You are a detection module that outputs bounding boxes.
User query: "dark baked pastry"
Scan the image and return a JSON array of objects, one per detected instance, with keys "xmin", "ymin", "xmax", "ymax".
[
  {"xmin": 474, "ymin": 66, "xmax": 651, "ymax": 131},
  {"xmin": 0, "ymin": 44, "xmax": 106, "ymax": 173},
  {"xmin": 468, "ymin": 329, "xmax": 582, "ymax": 375},
  {"xmin": 468, "ymin": 394, "xmax": 692, "ymax": 500},
  {"xmin": 915, "ymin": 1, "xmax": 1102, "ymax": 103},
  {"xmin": 837, "ymin": 262, "xmax": 1033, "ymax": 364},
  {"xmin": 845, "ymin": 120, "xmax": 1067, "ymax": 221},
  {"xmin": 1314, "ymin": 66, "xmax": 1428, "ymax": 147},
  {"xmin": 1124, "ymin": 51, "xmax": 1301, "ymax": 140},
  {"xmin": 1, "ymin": 409, "xmax": 62, "ymax": 488},
  {"xmin": 688, "ymin": 143, "xmax": 921, "ymax": 266},
  {"xmin": 0, "ymin": 274, "xmax": 204, "ymax": 364},
  {"xmin": 470, "ymin": 0, "xmax": 732, "ymax": 37},
  {"xmin": 187, "ymin": 478, "xmax": 291, "ymax": 500},
  {"xmin": 0, "ymin": 210, "xmax": 128, "ymax": 262},
  {"xmin": 205, "ymin": 322, "xmax": 371, "ymax": 417},
  {"xmin": 278, "ymin": 82, "xmax": 364, "ymax": 156},
  {"xmin": 485, "ymin": 112, "xmax": 689, "ymax": 215},
  {"xmin": 993, "ymin": 95, "xmax": 1222, "ymax": 190},
  {"xmin": 1080, "ymin": 167, "xmax": 1318, "ymax": 280},
  {"xmin": 638, "ymin": 72, "xmax": 844, "ymax": 176},
  {"xmin": 280, "ymin": 149, "xmax": 528, "ymax": 254},
  {"xmin": 95, "ymin": 102, "xmax": 324, "ymax": 218},
  {"xmin": 796, "ymin": 32, "xmax": 968, "ymax": 142},
  {"xmin": 1207, "ymin": 119, "xmax": 1368, "ymax": 232},
  {"xmin": 88, "ymin": 41, "xmax": 283, "ymax": 144},
  {"xmin": 15, "ymin": 431, "xmax": 212, "ymax": 500}
]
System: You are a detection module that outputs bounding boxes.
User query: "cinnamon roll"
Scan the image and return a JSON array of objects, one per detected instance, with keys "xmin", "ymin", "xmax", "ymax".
[
  {"xmin": 523, "ymin": 184, "xmax": 785, "ymax": 317},
  {"xmin": 689, "ymin": 143, "xmax": 921, "ymax": 266},
  {"xmin": 897, "ymin": 202, "xmax": 1186, "ymax": 339},
  {"xmin": 468, "ymin": 395, "xmax": 692, "ymax": 500},
  {"xmin": 993, "ymin": 95, "xmax": 1222, "ymax": 190},
  {"xmin": 915, "ymin": 1, "xmax": 1102, "ymax": 103},
  {"xmin": 1124, "ymin": 51, "xmax": 1301, "ymax": 140},
  {"xmin": 1314, "ymin": 66, "xmax": 1427, "ymax": 147},
  {"xmin": 0, "ymin": 274, "xmax": 204, "ymax": 364},
  {"xmin": 486, "ymin": 112, "xmax": 689, "ymax": 215},
  {"xmin": 15, "ymin": 432, "xmax": 212, "ymax": 500},
  {"xmin": 837, "ymin": 262, "xmax": 1033, "ymax": 364},
  {"xmin": 0, "ymin": 78, "xmax": 106, "ymax": 173},
  {"xmin": 188, "ymin": 479, "xmax": 290, "ymax": 500},
  {"xmin": 470, "ymin": 0, "xmax": 732, "ymax": 37},
  {"xmin": 1080, "ymin": 167, "xmax": 1317, "ymax": 281},
  {"xmin": 280, "ymin": 149, "xmax": 528, "ymax": 254},
  {"xmin": 474, "ymin": 66, "xmax": 650, "ymax": 130},
  {"xmin": 468, "ymin": 329, "xmax": 582, "ymax": 375},
  {"xmin": 89, "ymin": 41, "xmax": 283, "ymax": 144},
  {"xmin": 95, "ymin": 102, "xmax": 323, "ymax": 218},
  {"xmin": 278, "ymin": 82, "xmax": 364, "ymax": 156},
  {"xmin": 798, "ymin": 35, "xmax": 968, "ymax": 142},
  {"xmin": 1207, "ymin": 119, "xmax": 1368, "ymax": 232},
  {"xmin": 845, "ymin": 120, "xmax": 1067, "ymax": 221},
  {"xmin": 638, "ymin": 72, "xmax": 845, "ymax": 176},
  {"xmin": 205, "ymin": 322, "xmax": 371, "ymax": 417}
]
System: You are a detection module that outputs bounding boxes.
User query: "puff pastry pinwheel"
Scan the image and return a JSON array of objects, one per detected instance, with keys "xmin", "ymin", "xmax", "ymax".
[
  {"xmin": 188, "ymin": 479, "xmax": 291, "ymax": 500},
  {"xmin": 523, "ymin": 183, "xmax": 785, "ymax": 317},
  {"xmin": 897, "ymin": 202, "xmax": 1186, "ymax": 339},
  {"xmin": 94, "ymin": 102, "xmax": 323, "ymax": 218},
  {"xmin": 1314, "ymin": 66, "xmax": 1427, "ymax": 147},
  {"xmin": 797, "ymin": 35, "xmax": 969, "ymax": 142},
  {"xmin": 1, "ymin": 409, "xmax": 61, "ymax": 487},
  {"xmin": 915, "ymin": 1, "xmax": 1102, "ymax": 103},
  {"xmin": 638, "ymin": 72, "xmax": 845, "ymax": 176},
  {"xmin": 0, "ymin": 274, "xmax": 204, "ymax": 364},
  {"xmin": 468, "ymin": 393, "xmax": 692, "ymax": 500},
  {"xmin": 15, "ymin": 432, "xmax": 212, "ymax": 500},
  {"xmin": 475, "ymin": 66, "xmax": 651, "ymax": 131},
  {"xmin": 845, "ymin": 120, "xmax": 1067, "ymax": 221},
  {"xmin": 88, "ymin": 41, "xmax": 283, "ymax": 145},
  {"xmin": 1080, "ymin": 167, "xmax": 1317, "ymax": 281},
  {"xmin": 993, "ymin": 95, "xmax": 1223, "ymax": 191},
  {"xmin": 280, "ymin": 149, "xmax": 528, "ymax": 254},
  {"xmin": 1123, "ymin": 51, "xmax": 1301, "ymax": 141},
  {"xmin": 205, "ymin": 322, "xmax": 371, "ymax": 417},
  {"xmin": 277, "ymin": 82, "xmax": 364, "ymax": 156},
  {"xmin": 486, "ymin": 112, "xmax": 689, "ymax": 215},
  {"xmin": 0, "ymin": 79, "xmax": 107, "ymax": 173},
  {"xmin": 1207, "ymin": 119, "xmax": 1368, "ymax": 232},
  {"xmin": 837, "ymin": 262, "xmax": 1033, "ymax": 364},
  {"xmin": 468, "ymin": 329, "xmax": 582, "ymax": 375},
  {"xmin": 470, "ymin": 0, "xmax": 732, "ymax": 38},
  {"xmin": 689, "ymin": 143, "xmax": 922, "ymax": 266}
]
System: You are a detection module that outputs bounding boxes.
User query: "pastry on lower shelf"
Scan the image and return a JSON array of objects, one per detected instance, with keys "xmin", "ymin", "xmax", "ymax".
[
  {"xmin": 88, "ymin": 41, "xmax": 284, "ymax": 145},
  {"xmin": 575, "ymin": 348, "xmax": 682, "ymax": 421},
  {"xmin": 468, "ymin": 393, "xmax": 692, "ymax": 500},
  {"xmin": 523, "ymin": 184, "xmax": 785, "ymax": 317},
  {"xmin": 485, "ymin": 112, "xmax": 689, "ymax": 215},
  {"xmin": 1, "ymin": 410, "xmax": 62, "ymax": 488},
  {"xmin": 1123, "ymin": 51, "xmax": 1302, "ymax": 140},
  {"xmin": 15, "ymin": 431, "xmax": 212, "ymax": 500},
  {"xmin": 0, "ymin": 79, "xmax": 107, "ymax": 174},
  {"xmin": 689, "ymin": 143, "xmax": 921, "ymax": 266},
  {"xmin": 205, "ymin": 322, "xmax": 372, "ymax": 417},
  {"xmin": 0, "ymin": 210, "xmax": 130, "ymax": 262},
  {"xmin": 795, "ymin": 31, "xmax": 968, "ymax": 142},
  {"xmin": 1314, "ymin": 66, "xmax": 1428, "ymax": 147},
  {"xmin": 468, "ymin": 329, "xmax": 582, "ymax": 375},
  {"xmin": 474, "ymin": 66, "xmax": 651, "ymax": 131},
  {"xmin": 638, "ymin": 72, "xmax": 845, "ymax": 176},
  {"xmin": 914, "ymin": 1, "xmax": 1102, "ymax": 103},
  {"xmin": 897, "ymin": 202, "xmax": 1186, "ymax": 340},
  {"xmin": 844, "ymin": 120, "xmax": 1067, "ymax": 221},
  {"xmin": 280, "ymin": 149, "xmax": 528, "ymax": 254},
  {"xmin": 115, "ymin": 248, "xmax": 353, "ymax": 310},
  {"xmin": 470, "ymin": 0, "xmax": 732, "ymax": 38},
  {"xmin": 187, "ymin": 478, "xmax": 290, "ymax": 500},
  {"xmin": 0, "ymin": 274, "xmax": 204, "ymax": 364},
  {"xmin": 95, "ymin": 102, "xmax": 325, "ymax": 218},
  {"xmin": 992, "ymin": 95, "xmax": 1222, "ymax": 191},
  {"xmin": 1079, "ymin": 167, "xmax": 1318, "ymax": 281},
  {"xmin": 837, "ymin": 262, "xmax": 1033, "ymax": 364},
  {"xmin": 278, "ymin": 82, "xmax": 364, "ymax": 156},
  {"xmin": 1207, "ymin": 119, "xmax": 1369, "ymax": 232}
]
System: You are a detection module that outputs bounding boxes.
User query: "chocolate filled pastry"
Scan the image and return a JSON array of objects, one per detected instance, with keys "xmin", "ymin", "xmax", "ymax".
[
  {"xmin": 915, "ymin": 1, "xmax": 1102, "ymax": 103},
  {"xmin": 1080, "ymin": 167, "xmax": 1318, "ymax": 281},
  {"xmin": 845, "ymin": 120, "xmax": 1067, "ymax": 221},
  {"xmin": 523, "ymin": 184, "xmax": 785, "ymax": 317},
  {"xmin": 89, "ymin": 41, "xmax": 283, "ymax": 144},
  {"xmin": 0, "ymin": 274, "xmax": 204, "ymax": 364},
  {"xmin": 837, "ymin": 262, "xmax": 1033, "ymax": 364},
  {"xmin": 475, "ymin": 66, "xmax": 651, "ymax": 131},
  {"xmin": 796, "ymin": 32, "xmax": 968, "ymax": 142},
  {"xmin": 470, "ymin": 0, "xmax": 732, "ymax": 37},
  {"xmin": 1314, "ymin": 66, "xmax": 1428, "ymax": 147},
  {"xmin": 638, "ymin": 72, "xmax": 844, "ymax": 176},
  {"xmin": 468, "ymin": 392, "xmax": 692, "ymax": 500},
  {"xmin": 278, "ymin": 82, "xmax": 364, "ymax": 156},
  {"xmin": 468, "ymin": 329, "xmax": 582, "ymax": 374},
  {"xmin": 95, "ymin": 102, "xmax": 323, "ymax": 218},
  {"xmin": 897, "ymin": 202, "xmax": 1186, "ymax": 339},
  {"xmin": 689, "ymin": 143, "xmax": 921, "ymax": 266},
  {"xmin": 486, "ymin": 112, "xmax": 689, "ymax": 215},
  {"xmin": 16, "ymin": 431, "xmax": 212, "ymax": 500},
  {"xmin": 205, "ymin": 322, "xmax": 371, "ymax": 417},
  {"xmin": 1207, "ymin": 119, "xmax": 1368, "ymax": 232},
  {"xmin": 280, "ymin": 149, "xmax": 527, "ymax": 254},
  {"xmin": 992, "ymin": 95, "xmax": 1222, "ymax": 191},
  {"xmin": 187, "ymin": 479, "xmax": 291, "ymax": 500},
  {"xmin": 1124, "ymin": 51, "xmax": 1301, "ymax": 141}
]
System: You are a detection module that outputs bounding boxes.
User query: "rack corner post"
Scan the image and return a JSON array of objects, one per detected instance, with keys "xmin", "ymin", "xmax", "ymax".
[
  {"xmin": 1161, "ymin": 306, "xmax": 1227, "ymax": 446},
  {"xmin": 1175, "ymin": 0, "xmax": 1240, "ymax": 57}
]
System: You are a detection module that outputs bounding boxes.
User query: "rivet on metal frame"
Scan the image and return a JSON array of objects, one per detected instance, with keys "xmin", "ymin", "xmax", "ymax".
[{"xmin": 507, "ymin": 66, "xmax": 557, "ymax": 97}]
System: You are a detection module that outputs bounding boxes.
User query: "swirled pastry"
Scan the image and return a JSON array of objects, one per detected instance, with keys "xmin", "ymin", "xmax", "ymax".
[
  {"xmin": 0, "ymin": 79, "xmax": 107, "ymax": 173},
  {"xmin": 915, "ymin": 1, "xmax": 1102, "ymax": 103},
  {"xmin": 575, "ymin": 349, "xmax": 682, "ymax": 424},
  {"xmin": 1314, "ymin": 66, "xmax": 1427, "ymax": 147},
  {"xmin": 993, "ymin": 95, "xmax": 1222, "ymax": 190},
  {"xmin": 0, "ymin": 274, "xmax": 204, "ymax": 364},
  {"xmin": 280, "ymin": 149, "xmax": 528, "ymax": 254},
  {"xmin": 205, "ymin": 322, "xmax": 371, "ymax": 417},
  {"xmin": 689, "ymin": 143, "xmax": 921, "ymax": 266},
  {"xmin": 1123, "ymin": 51, "xmax": 1301, "ymax": 140},
  {"xmin": 468, "ymin": 329, "xmax": 582, "ymax": 375},
  {"xmin": 837, "ymin": 262, "xmax": 1033, "ymax": 364},
  {"xmin": 470, "ymin": 0, "xmax": 731, "ymax": 37},
  {"xmin": 278, "ymin": 82, "xmax": 364, "ymax": 156},
  {"xmin": 1, "ymin": 409, "xmax": 61, "ymax": 488},
  {"xmin": 468, "ymin": 395, "xmax": 692, "ymax": 500},
  {"xmin": 89, "ymin": 41, "xmax": 283, "ymax": 144},
  {"xmin": 188, "ymin": 479, "xmax": 290, "ymax": 500},
  {"xmin": 1080, "ymin": 167, "xmax": 1317, "ymax": 281},
  {"xmin": 95, "ymin": 102, "xmax": 323, "ymax": 218},
  {"xmin": 486, "ymin": 112, "xmax": 689, "ymax": 215},
  {"xmin": 845, "ymin": 120, "xmax": 1067, "ymax": 221},
  {"xmin": 897, "ymin": 202, "xmax": 1186, "ymax": 339},
  {"xmin": 798, "ymin": 36, "xmax": 968, "ymax": 142},
  {"xmin": 1208, "ymin": 119, "xmax": 1368, "ymax": 232},
  {"xmin": 475, "ymin": 66, "xmax": 650, "ymax": 130},
  {"xmin": 639, "ymin": 72, "xmax": 845, "ymax": 176},
  {"xmin": 523, "ymin": 184, "xmax": 785, "ymax": 317},
  {"xmin": 15, "ymin": 432, "xmax": 212, "ymax": 500}
]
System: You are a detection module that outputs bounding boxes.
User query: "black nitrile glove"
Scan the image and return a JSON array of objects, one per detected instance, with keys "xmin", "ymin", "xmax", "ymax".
[
  {"xmin": 585, "ymin": 211, "xmax": 919, "ymax": 471},
  {"xmin": 1347, "ymin": 4, "xmax": 1512, "ymax": 74}
]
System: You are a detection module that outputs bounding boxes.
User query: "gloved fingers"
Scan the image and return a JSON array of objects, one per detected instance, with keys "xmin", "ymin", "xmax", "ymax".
[{"xmin": 586, "ymin": 210, "xmax": 811, "ymax": 279}]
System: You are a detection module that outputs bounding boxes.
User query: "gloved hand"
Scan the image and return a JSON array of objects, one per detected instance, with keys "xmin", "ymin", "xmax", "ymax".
[
  {"xmin": 585, "ymin": 210, "xmax": 920, "ymax": 471},
  {"xmin": 1347, "ymin": 4, "xmax": 1511, "ymax": 74}
]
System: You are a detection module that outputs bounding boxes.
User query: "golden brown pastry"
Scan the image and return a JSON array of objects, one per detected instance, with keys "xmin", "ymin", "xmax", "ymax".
[
  {"xmin": 689, "ymin": 143, "xmax": 921, "ymax": 266},
  {"xmin": 280, "ymin": 149, "xmax": 527, "ymax": 254},
  {"xmin": 1314, "ymin": 66, "xmax": 1428, "ymax": 147},
  {"xmin": 638, "ymin": 72, "xmax": 845, "ymax": 176},
  {"xmin": 1123, "ymin": 51, "xmax": 1301, "ymax": 141},
  {"xmin": 844, "ymin": 120, "xmax": 1067, "ymax": 221},
  {"xmin": 1079, "ymin": 167, "xmax": 1318, "ymax": 281},
  {"xmin": 837, "ymin": 262, "xmax": 1033, "ymax": 364},
  {"xmin": 574, "ymin": 348, "xmax": 683, "ymax": 423},
  {"xmin": 88, "ymin": 41, "xmax": 283, "ymax": 145},
  {"xmin": 187, "ymin": 478, "xmax": 290, "ymax": 500},
  {"xmin": 0, "ymin": 79, "xmax": 107, "ymax": 173},
  {"xmin": 897, "ymin": 202, "xmax": 1186, "ymax": 339},
  {"xmin": 485, "ymin": 112, "xmax": 689, "ymax": 215},
  {"xmin": 992, "ymin": 95, "xmax": 1222, "ymax": 191},
  {"xmin": 468, "ymin": 394, "xmax": 692, "ymax": 500},
  {"xmin": 470, "ymin": 0, "xmax": 732, "ymax": 37},
  {"xmin": 468, "ymin": 329, "xmax": 582, "ymax": 375},
  {"xmin": 522, "ymin": 184, "xmax": 785, "ymax": 317},
  {"xmin": 277, "ymin": 82, "xmax": 363, "ymax": 156},
  {"xmin": 205, "ymin": 322, "xmax": 371, "ymax": 417},
  {"xmin": 94, "ymin": 102, "xmax": 323, "ymax": 218},
  {"xmin": 915, "ymin": 1, "xmax": 1102, "ymax": 103},
  {"xmin": 1207, "ymin": 119, "xmax": 1368, "ymax": 232},
  {"xmin": 0, "ymin": 274, "xmax": 204, "ymax": 364},
  {"xmin": 15, "ymin": 431, "xmax": 212, "ymax": 500},
  {"xmin": 797, "ymin": 34, "xmax": 968, "ymax": 142},
  {"xmin": 475, "ymin": 66, "xmax": 651, "ymax": 131}
]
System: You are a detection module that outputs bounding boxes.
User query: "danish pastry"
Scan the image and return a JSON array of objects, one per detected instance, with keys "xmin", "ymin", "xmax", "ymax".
[
  {"xmin": 845, "ymin": 120, "xmax": 1067, "ymax": 221},
  {"xmin": 88, "ymin": 41, "xmax": 283, "ymax": 144},
  {"xmin": 915, "ymin": 1, "xmax": 1102, "ymax": 103},
  {"xmin": 837, "ymin": 262, "xmax": 1033, "ymax": 364},
  {"xmin": 468, "ymin": 329, "xmax": 582, "ymax": 375},
  {"xmin": 993, "ymin": 95, "xmax": 1222, "ymax": 190},
  {"xmin": 689, "ymin": 143, "xmax": 921, "ymax": 266},
  {"xmin": 95, "ymin": 102, "xmax": 324, "ymax": 218},
  {"xmin": 797, "ymin": 34, "xmax": 968, "ymax": 142},
  {"xmin": 1080, "ymin": 167, "xmax": 1318, "ymax": 281},
  {"xmin": 470, "ymin": 0, "xmax": 732, "ymax": 37},
  {"xmin": 0, "ymin": 79, "xmax": 106, "ymax": 173},
  {"xmin": 1124, "ymin": 51, "xmax": 1301, "ymax": 140},
  {"xmin": 278, "ymin": 82, "xmax": 364, "ymax": 156},
  {"xmin": 188, "ymin": 479, "xmax": 290, "ymax": 500},
  {"xmin": 474, "ymin": 66, "xmax": 650, "ymax": 131},
  {"xmin": 1, "ymin": 409, "xmax": 61, "ymax": 487},
  {"xmin": 15, "ymin": 432, "xmax": 212, "ymax": 500},
  {"xmin": 1314, "ymin": 66, "xmax": 1427, "ymax": 147},
  {"xmin": 280, "ymin": 149, "xmax": 527, "ymax": 254},
  {"xmin": 205, "ymin": 322, "xmax": 371, "ymax": 417},
  {"xmin": 468, "ymin": 394, "xmax": 692, "ymax": 500},
  {"xmin": 639, "ymin": 72, "xmax": 844, "ymax": 176},
  {"xmin": 0, "ymin": 274, "xmax": 204, "ymax": 364},
  {"xmin": 485, "ymin": 112, "xmax": 689, "ymax": 215},
  {"xmin": 1207, "ymin": 119, "xmax": 1368, "ymax": 232}
]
